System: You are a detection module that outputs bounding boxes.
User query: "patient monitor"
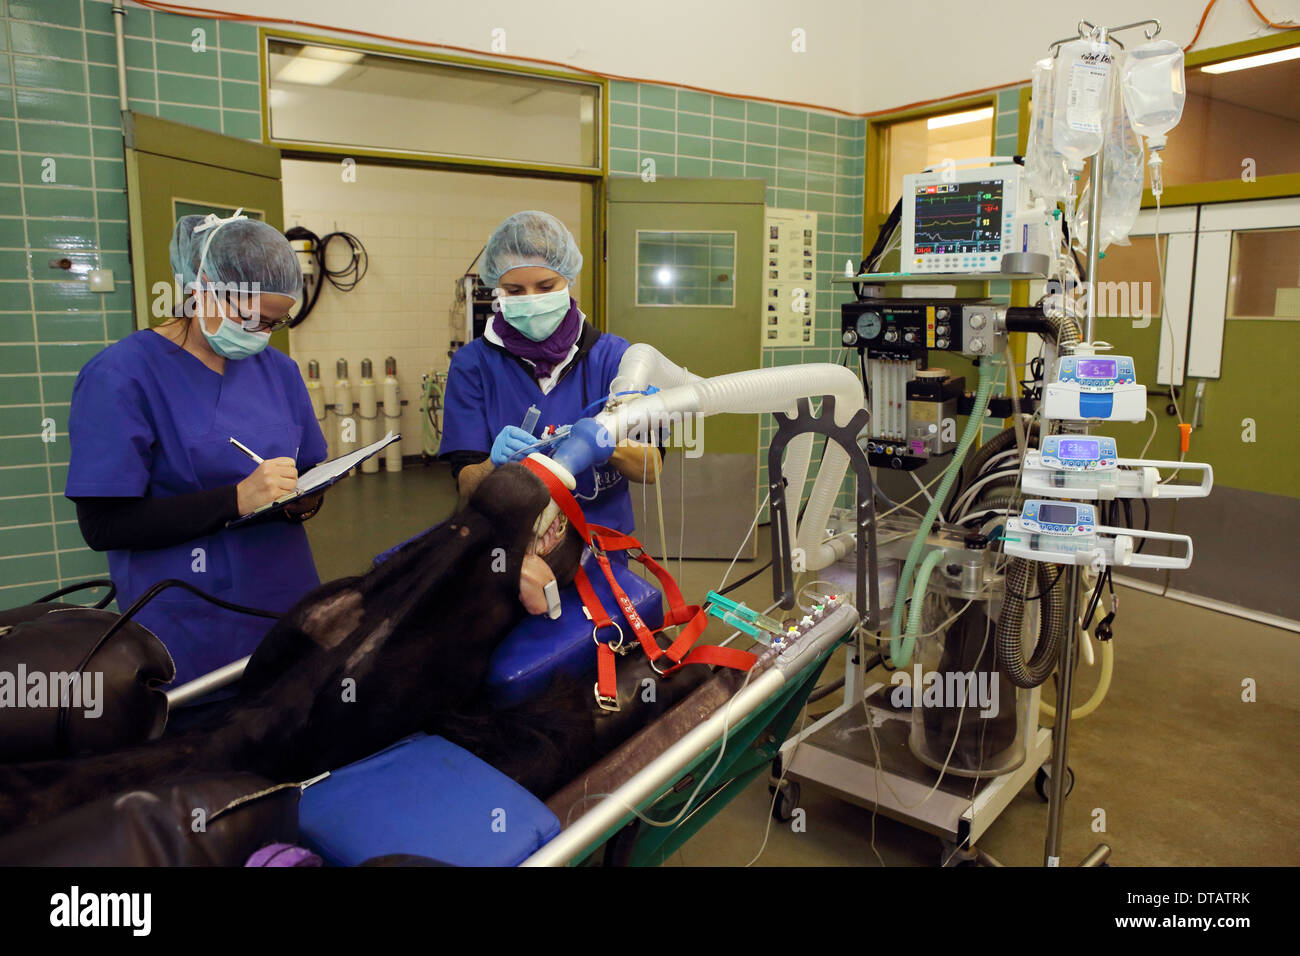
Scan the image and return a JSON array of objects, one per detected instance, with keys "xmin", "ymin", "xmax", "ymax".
[{"xmin": 901, "ymin": 162, "xmax": 1052, "ymax": 275}]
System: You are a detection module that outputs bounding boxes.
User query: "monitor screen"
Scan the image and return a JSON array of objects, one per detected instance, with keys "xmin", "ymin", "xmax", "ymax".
[
  {"xmin": 912, "ymin": 179, "xmax": 1005, "ymax": 256},
  {"xmin": 1037, "ymin": 503, "xmax": 1079, "ymax": 525},
  {"xmin": 1057, "ymin": 438, "xmax": 1100, "ymax": 460},
  {"xmin": 1076, "ymin": 358, "xmax": 1117, "ymax": 379}
]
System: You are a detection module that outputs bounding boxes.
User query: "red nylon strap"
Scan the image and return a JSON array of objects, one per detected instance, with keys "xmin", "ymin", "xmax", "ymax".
[
  {"xmin": 656, "ymin": 643, "xmax": 758, "ymax": 677},
  {"xmin": 572, "ymin": 565, "xmax": 612, "ymax": 629},
  {"xmin": 596, "ymin": 640, "xmax": 618, "ymax": 703},
  {"xmin": 520, "ymin": 455, "xmax": 754, "ymax": 676},
  {"xmin": 521, "ymin": 458, "xmax": 593, "ymax": 543},
  {"xmin": 590, "ymin": 548, "xmax": 663, "ymax": 660}
]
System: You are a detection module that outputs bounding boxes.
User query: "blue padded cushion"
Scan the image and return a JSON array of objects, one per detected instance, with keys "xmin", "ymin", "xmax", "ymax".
[
  {"xmin": 485, "ymin": 552, "xmax": 664, "ymax": 707},
  {"xmin": 298, "ymin": 733, "xmax": 560, "ymax": 867}
]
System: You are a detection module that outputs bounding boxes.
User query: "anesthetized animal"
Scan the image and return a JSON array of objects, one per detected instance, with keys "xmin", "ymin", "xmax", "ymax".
[{"xmin": 0, "ymin": 462, "xmax": 600, "ymax": 834}]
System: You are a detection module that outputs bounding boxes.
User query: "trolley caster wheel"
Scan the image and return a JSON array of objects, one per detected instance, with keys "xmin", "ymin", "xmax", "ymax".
[
  {"xmin": 771, "ymin": 780, "xmax": 801, "ymax": 823},
  {"xmin": 1035, "ymin": 765, "xmax": 1074, "ymax": 802}
]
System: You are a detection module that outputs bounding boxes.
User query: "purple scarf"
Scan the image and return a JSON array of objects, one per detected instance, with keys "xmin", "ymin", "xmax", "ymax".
[{"xmin": 493, "ymin": 298, "xmax": 583, "ymax": 380}]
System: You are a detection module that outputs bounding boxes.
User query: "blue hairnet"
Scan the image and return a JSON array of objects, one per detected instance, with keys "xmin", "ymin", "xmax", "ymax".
[
  {"xmin": 169, "ymin": 214, "xmax": 302, "ymax": 299},
  {"xmin": 481, "ymin": 210, "xmax": 583, "ymax": 289}
]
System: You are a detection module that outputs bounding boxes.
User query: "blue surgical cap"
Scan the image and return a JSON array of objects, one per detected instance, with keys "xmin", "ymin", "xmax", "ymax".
[
  {"xmin": 481, "ymin": 210, "xmax": 583, "ymax": 289},
  {"xmin": 169, "ymin": 213, "xmax": 302, "ymax": 299}
]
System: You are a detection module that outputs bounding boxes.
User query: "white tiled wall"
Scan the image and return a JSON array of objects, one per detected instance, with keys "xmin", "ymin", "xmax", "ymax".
[{"xmin": 281, "ymin": 160, "xmax": 585, "ymax": 461}]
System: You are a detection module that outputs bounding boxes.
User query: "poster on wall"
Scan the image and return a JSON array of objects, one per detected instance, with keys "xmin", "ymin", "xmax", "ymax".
[{"xmin": 761, "ymin": 209, "xmax": 817, "ymax": 348}]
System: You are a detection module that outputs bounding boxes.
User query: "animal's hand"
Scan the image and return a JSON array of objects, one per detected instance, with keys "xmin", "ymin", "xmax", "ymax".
[{"xmin": 518, "ymin": 553, "xmax": 557, "ymax": 615}]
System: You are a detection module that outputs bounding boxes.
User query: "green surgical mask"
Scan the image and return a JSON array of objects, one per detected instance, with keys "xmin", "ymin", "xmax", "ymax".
[{"xmin": 496, "ymin": 288, "xmax": 570, "ymax": 341}]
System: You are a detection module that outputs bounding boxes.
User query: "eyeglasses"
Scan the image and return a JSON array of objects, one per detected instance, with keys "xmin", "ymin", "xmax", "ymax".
[
  {"xmin": 243, "ymin": 315, "xmax": 294, "ymax": 334},
  {"xmin": 208, "ymin": 287, "xmax": 294, "ymax": 333}
]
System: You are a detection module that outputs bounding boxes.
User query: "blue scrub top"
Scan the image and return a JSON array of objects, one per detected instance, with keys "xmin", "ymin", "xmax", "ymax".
[
  {"xmin": 65, "ymin": 329, "xmax": 328, "ymax": 686},
  {"xmin": 440, "ymin": 327, "xmax": 635, "ymax": 536}
]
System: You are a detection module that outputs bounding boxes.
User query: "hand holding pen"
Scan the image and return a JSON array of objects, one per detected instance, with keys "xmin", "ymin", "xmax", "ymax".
[{"xmin": 230, "ymin": 437, "xmax": 299, "ymax": 516}]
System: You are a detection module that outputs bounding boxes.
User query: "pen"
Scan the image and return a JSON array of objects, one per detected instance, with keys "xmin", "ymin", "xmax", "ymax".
[{"xmin": 228, "ymin": 437, "xmax": 264, "ymax": 464}]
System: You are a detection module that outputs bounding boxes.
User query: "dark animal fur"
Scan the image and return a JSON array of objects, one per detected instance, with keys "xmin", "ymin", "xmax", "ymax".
[{"xmin": 0, "ymin": 463, "xmax": 599, "ymax": 834}]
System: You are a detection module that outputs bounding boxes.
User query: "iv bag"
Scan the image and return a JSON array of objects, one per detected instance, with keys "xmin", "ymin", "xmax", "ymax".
[
  {"xmin": 1052, "ymin": 37, "xmax": 1116, "ymax": 171},
  {"xmin": 1024, "ymin": 57, "xmax": 1070, "ymax": 206},
  {"xmin": 1072, "ymin": 74, "xmax": 1145, "ymax": 255},
  {"xmin": 1120, "ymin": 39, "xmax": 1185, "ymax": 150}
]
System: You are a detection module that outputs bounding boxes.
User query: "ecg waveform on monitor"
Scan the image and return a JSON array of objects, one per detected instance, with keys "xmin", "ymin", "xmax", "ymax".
[{"xmin": 912, "ymin": 181, "xmax": 1004, "ymax": 255}]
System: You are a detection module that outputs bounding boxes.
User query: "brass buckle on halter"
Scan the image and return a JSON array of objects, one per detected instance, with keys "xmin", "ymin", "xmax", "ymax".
[{"xmin": 593, "ymin": 683, "xmax": 620, "ymax": 712}]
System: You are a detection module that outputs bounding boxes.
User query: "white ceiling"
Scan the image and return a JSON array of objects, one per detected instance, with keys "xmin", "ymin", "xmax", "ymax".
[{"xmin": 184, "ymin": 0, "xmax": 1299, "ymax": 114}]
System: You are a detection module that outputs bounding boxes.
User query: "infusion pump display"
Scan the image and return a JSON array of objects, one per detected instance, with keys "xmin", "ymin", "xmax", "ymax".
[{"xmin": 901, "ymin": 165, "xmax": 1023, "ymax": 274}]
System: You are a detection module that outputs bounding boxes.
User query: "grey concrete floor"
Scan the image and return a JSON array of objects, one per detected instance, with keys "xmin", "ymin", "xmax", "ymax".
[{"xmin": 307, "ymin": 463, "xmax": 1300, "ymax": 867}]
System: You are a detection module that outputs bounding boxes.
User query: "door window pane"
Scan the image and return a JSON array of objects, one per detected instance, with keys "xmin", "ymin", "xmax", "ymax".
[
  {"xmin": 1164, "ymin": 54, "xmax": 1300, "ymax": 186},
  {"xmin": 635, "ymin": 231, "xmax": 736, "ymax": 307},
  {"xmin": 881, "ymin": 108, "xmax": 993, "ymax": 212},
  {"xmin": 1226, "ymin": 227, "xmax": 1300, "ymax": 319},
  {"xmin": 1094, "ymin": 235, "xmax": 1167, "ymax": 321}
]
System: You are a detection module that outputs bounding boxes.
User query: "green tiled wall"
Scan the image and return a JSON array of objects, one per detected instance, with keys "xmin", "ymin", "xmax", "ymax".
[
  {"xmin": 0, "ymin": 0, "xmax": 261, "ymax": 605},
  {"xmin": 608, "ymin": 80, "xmax": 866, "ymax": 516},
  {"xmin": 0, "ymin": 0, "xmax": 1024, "ymax": 602}
]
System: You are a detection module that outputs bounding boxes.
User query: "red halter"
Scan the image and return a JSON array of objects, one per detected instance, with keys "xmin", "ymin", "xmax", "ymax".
[{"xmin": 520, "ymin": 457, "xmax": 756, "ymax": 710}]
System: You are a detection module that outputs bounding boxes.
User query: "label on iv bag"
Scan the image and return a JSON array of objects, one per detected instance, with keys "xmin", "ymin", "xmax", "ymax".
[{"xmin": 1067, "ymin": 64, "xmax": 1109, "ymax": 134}]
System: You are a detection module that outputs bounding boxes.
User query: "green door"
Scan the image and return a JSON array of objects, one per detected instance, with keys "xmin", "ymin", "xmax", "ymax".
[
  {"xmin": 605, "ymin": 178, "xmax": 765, "ymax": 559},
  {"xmin": 124, "ymin": 112, "xmax": 291, "ymax": 353}
]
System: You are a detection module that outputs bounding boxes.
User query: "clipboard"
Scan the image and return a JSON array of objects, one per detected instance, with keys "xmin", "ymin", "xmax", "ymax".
[{"xmin": 226, "ymin": 431, "xmax": 401, "ymax": 528}]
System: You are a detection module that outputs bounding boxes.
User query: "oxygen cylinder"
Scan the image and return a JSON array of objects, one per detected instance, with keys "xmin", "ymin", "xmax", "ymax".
[
  {"xmin": 383, "ymin": 355, "xmax": 403, "ymax": 472},
  {"xmin": 334, "ymin": 359, "xmax": 356, "ymax": 458},
  {"xmin": 305, "ymin": 359, "xmax": 326, "ymax": 459},
  {"xmin": 358, "ymin": 358, "xmax": 380, "ymax": 474}
]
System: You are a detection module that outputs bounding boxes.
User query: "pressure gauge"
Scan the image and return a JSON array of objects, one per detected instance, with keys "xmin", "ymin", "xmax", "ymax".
[{"xmin": 855, "ymin": 311, "xmax": 882, "ymax": 341}]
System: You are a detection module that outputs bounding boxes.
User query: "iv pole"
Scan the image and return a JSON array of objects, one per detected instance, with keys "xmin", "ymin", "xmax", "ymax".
[{"xmin": 1039, "ymin": 16, "xmax": 1161, "ymax": 868}]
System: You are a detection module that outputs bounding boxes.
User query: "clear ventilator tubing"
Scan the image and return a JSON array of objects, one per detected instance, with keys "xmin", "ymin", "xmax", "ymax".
[
  {"xmin": 609, "ymin": 343, "xmax": 816, "ymax": 556},
  {"xmin": 890, "ymin": 357, "xmax": 998, "ymax": 666},
  {"xmin": 591, "ymin": 359, "xmax": 864, "ymax": 572},
  {"xmin": 608, "ymin": 342, "xmax": 703, "ymax": 396},
  {"xmin": 781, "ymin": 432, "xmax": 815, "ymax": 565},
  {"xmin": 606, "ymin": 344, "xmax": 834, "ymax": 554},
  {"xmin": 795, "ymin": 439, "xmax": 853, "ymax": 570}
]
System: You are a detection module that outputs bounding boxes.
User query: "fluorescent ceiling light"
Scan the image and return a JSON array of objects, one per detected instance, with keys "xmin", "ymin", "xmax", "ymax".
[
  {"xmin": 275, "ymin": 46, "xmax": 364, "ymax": 86},
  {"xmin": 927, "ymin": 107, "xmax": 993, "ymax": 130},
  {"xmin": 1201, "ymin": 46, "xmax": 1300, "ymax": 74}
]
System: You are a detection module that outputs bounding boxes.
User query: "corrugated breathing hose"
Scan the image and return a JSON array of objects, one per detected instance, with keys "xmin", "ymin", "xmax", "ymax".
[{"xmin": 995, "ymin": 557, "xmax": 1067, "ymax": 689}]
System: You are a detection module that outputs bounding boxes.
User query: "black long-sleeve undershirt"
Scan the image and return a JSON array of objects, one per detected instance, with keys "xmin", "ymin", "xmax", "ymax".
[{"xmin": 73, "ymin": 487, "xmax": 240, "ymax": 552}]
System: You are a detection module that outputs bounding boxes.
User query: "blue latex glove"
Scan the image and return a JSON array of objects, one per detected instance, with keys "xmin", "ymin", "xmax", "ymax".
[{"xmin": 490, "ymin": 425, "xmax": 535, "ymax": 466}]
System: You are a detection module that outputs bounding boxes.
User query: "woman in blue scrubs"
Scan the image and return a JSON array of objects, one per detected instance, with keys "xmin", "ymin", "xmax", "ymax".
[
  {"xmin": 65, "ymin": 212, "xmax": 328, "ymax": 686},
  {"xmin": 440, "ymin": 210, "xmax": 661, "ymax": 539}
]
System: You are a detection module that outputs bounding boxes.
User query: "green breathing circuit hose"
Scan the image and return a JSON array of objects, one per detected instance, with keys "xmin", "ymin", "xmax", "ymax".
[
  {"xmin": 889, "ymin": 355, "xmax": 1000, "ymax": 667},
  {"xmin": 904, "ymin": 547, "xmax": 948, "ymax": 643}
]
